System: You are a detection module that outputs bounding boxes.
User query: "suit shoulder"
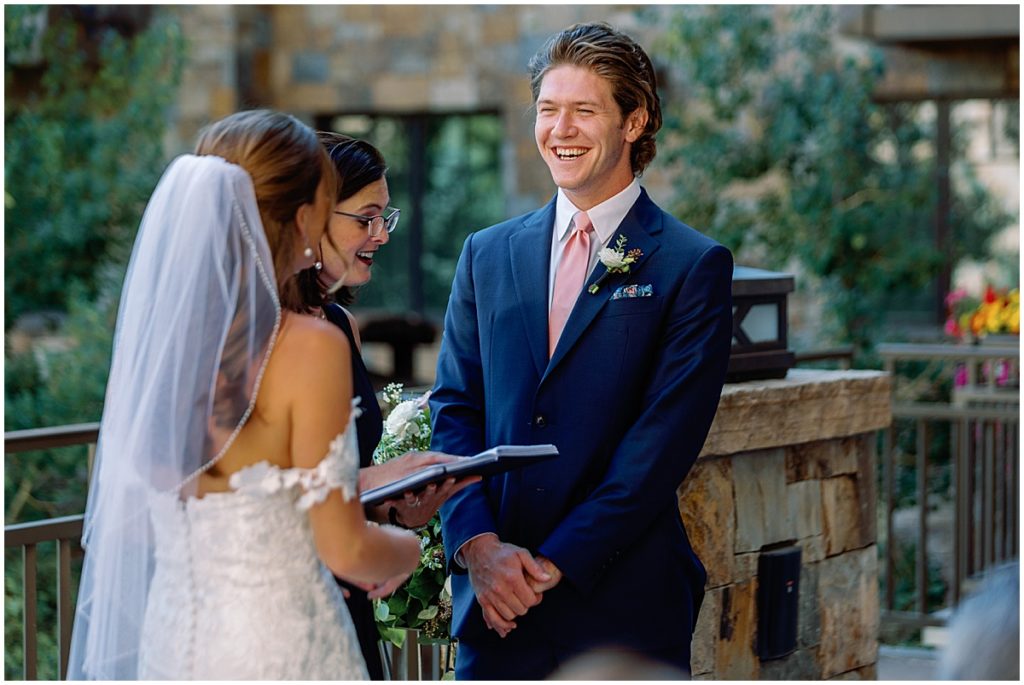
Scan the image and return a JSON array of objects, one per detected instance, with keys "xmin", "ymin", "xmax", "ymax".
[
  {"xmin": 467, "ymin": 205, "xmax": 549, "ymax": 245},
  {"xmin": 645, "ymin": 203, "xmax": 732, "ymax": 275},
  {"xmin": 659, "ymin": 210, "xmax": 725, "ymax": 254}
]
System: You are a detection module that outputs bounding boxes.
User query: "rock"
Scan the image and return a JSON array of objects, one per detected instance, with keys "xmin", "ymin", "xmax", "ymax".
[
  {"xmin": 822, "ymin": 476, "xmax": 871, "ymax": 556},
  {"xmin": 734, "ymin": 552, "xmax": 759, "ymax": 584},
  {"xmin": 679, "ymin": 456, "xmax": 735, "ymax": 588},
  {"xmin": 798, "ymin": 562, "xmax": 821, "ymax": 649},
  {"xmin": 690, "ymin": 586, "xmax": 721, "ymax": 677},
  {"xmin": 788, "ymin": 479, "xmax": 823, "ymax": 540},
  {"xmin": 702, "ymin": 370, "xmax": 891, "ymax": 458},
  {"xmin": 715, "ymin": 581, "xmax": 760, "ymax": 679},
  {"xmin": 733, "ymin": 449, "xmax": 790, "ymax": 553},
  {"xmin": 759, "ymin": 647, "xmax": 819, "ymax": 680},
  {"xmin": 828, "ymin": 664, "xmax": 878, "ymax": 679},
  {"xmin": 817, "ymin": 548, "xmax": 880, "ymax": 678}
]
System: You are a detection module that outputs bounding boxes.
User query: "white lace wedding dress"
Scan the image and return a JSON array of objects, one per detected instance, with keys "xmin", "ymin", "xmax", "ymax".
[{"xmin": 137, "ymin": 420, "xmax": 369, "ymax": 680}]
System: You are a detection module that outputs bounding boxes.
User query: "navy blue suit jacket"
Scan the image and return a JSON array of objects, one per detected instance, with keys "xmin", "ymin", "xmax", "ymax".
[{"xmin": 429, "ymin": 189, "xmax": 732, "ymax": 659}]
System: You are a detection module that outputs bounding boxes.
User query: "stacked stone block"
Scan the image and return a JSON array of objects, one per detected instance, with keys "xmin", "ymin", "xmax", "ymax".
[{"xmin": 679, "ymin": 370, "xmax": 889, "ymax": 679}]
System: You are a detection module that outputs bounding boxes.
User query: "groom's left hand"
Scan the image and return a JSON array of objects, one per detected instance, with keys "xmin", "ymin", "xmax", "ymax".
[{"xmin": 527, "ymin": 555, "xmax": 563, "ymax": 594}]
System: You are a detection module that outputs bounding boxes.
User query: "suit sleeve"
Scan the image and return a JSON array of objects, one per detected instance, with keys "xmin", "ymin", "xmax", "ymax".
[
  {"xmin": 429, "ymin": 233, "xmax": 497, "ymax": 574},
  {"xmin": 537, "ymin": 244, "xmax": 734, "ymax": 594}
]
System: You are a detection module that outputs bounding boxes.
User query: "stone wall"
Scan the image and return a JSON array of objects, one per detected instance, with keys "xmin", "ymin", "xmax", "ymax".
[
  {"xmin": 679, "ymin": 369, "xmax": 890, "ymax": 680},
  {"xmin": 163, "ymin": 5, "xmax": 655, "ymax": 216}
]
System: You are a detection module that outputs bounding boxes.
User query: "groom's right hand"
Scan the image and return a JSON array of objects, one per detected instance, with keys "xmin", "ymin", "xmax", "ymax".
[{"xmin": 462, "ymin": 533, "xmax": 551, "ymax": 638}]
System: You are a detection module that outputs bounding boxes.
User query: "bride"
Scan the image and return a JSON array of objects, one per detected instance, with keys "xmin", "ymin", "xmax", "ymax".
[{"xmin": 67, "ymin": 110, "xmax": 421, "ymax": 680}]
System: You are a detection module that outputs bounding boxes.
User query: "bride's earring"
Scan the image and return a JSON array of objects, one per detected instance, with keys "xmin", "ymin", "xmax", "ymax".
[
  {"xmin": 314, "ymin": 260, "xmax": 323, "ymax": 271},
  {"xmin": 300, "ymin": 230, "xmax": 314, "ymax": 259}
]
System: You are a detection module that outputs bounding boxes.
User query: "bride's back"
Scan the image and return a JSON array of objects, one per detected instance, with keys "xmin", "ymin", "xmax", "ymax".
[{"xmin": 197, "ymin": 312, "xmax": 352, "ymax": 496}]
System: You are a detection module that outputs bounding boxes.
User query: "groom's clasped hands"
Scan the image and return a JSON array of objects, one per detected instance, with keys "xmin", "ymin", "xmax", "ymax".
[{"xmin": 462, "ymin": 533, "xmax": 563, "ymax": 638}]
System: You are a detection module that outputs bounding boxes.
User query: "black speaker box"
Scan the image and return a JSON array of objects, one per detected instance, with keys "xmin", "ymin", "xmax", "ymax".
[{"xmin": 757, "ymin": 545, "xmax": 802, "ymax": 660}]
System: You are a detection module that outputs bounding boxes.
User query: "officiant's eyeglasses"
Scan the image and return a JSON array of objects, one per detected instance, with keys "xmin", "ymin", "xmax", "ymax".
[{"xmin": 333, "ymin": 207, "xmax": 401, "ymax": 237}]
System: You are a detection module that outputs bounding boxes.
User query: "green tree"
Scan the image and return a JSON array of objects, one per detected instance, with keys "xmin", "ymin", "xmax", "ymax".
[
  {"xmin": 4, "ymin": 6, "xmax": 185, "ymax": 325},
  {"xmin": 4, "ymin": 8, "xmax": 185, "ymax": 678},
  {"xmin": 643, "ymin": 5, "xmax": 1011, "ymax": 356}
]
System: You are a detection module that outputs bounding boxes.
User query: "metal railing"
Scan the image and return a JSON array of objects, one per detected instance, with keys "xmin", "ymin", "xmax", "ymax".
[
  {"xmin": 5, "ymin": 423, "xmax": 97, "ymax": 680},
  {"xmin": 4, "ymin": 423, "xmax": 450, "ymax": 681},
  {"xmin": 878, "ymin": 342, "xmax": 1019, "ymax": 628}
]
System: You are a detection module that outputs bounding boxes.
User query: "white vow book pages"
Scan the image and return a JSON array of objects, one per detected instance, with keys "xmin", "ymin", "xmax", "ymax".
[{"xmin": 360, "ymin": 444, "xmax": 559, "ymax": 506}]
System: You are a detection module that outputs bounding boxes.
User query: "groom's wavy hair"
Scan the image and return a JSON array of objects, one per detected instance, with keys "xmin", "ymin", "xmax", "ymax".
[
  {"xmin": 195, "ymin": 109, "xmax": 335, "ymax": 312},
  {"xmin": 528, "ymin": 22, "xmax": 662, "ymax": 176}
]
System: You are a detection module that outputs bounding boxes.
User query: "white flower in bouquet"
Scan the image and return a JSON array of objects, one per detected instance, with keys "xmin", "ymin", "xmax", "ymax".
[{"xmin": 384, "ymin": 399, "xmax": 423, "ymax": 441}]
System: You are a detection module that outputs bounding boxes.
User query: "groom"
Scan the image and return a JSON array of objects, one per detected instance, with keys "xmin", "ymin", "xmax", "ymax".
[{"xmin": 430, "ymin": 22, "xmax": 733, "ymax": 679}]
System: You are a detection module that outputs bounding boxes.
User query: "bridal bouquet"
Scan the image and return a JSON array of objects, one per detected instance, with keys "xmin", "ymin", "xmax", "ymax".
[{"xmin": 372, "ymin": 383, "xmax": 452, "ymax": 646}]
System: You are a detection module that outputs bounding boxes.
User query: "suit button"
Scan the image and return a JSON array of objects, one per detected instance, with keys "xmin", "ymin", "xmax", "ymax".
[{"xmin": 534, "ymin": 415, "xmax": 547, "ymax": 428}]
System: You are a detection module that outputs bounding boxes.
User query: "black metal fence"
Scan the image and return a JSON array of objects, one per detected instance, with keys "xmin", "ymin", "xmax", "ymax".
[{"xmin": 878, "ymin": 342, "xmax": 1019, "ymax": 628}]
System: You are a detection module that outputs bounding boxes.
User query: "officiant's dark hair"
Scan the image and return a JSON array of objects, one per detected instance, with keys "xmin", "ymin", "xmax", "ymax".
[
  {"xmin": 296, "ymin": 132, "xmax": 388, "ymax": 310},
  {"xmin": 528, "ymin": 22, "xmax": 662, "ymax": 176}
]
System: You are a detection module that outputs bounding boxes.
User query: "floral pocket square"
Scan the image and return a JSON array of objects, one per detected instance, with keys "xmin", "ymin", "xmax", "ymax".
[{"xmin": 610, "ymin": 283, "xmax": 653, "ymax": 300}]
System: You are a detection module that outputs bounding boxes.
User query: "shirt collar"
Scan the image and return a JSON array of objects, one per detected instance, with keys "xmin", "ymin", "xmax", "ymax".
[{"xmin": 555, "ymin": 179, "xmax": 642, "ymax": 245}]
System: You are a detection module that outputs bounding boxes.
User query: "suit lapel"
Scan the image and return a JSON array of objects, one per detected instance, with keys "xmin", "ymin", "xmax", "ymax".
[
  {"xmin": 544, "ymin": 190, "xmax": 663, "ymax": 376},
  {"xmin": 509, "ymin": 196, "xmax": 557, "ymax": 378}
]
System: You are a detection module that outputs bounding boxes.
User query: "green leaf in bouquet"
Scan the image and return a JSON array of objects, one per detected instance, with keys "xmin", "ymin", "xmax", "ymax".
[
  {"xmin": 406, "ymin": 575, "xmax": 440, "ymax": 603},
  {"xmin": 417, "ymin": 605, "xmax": 440, "ymax": 621},
  {"xmin": 377, "ymin": 624, "xmax": 407, "ymax": 649},
  {"xmin": 386, "ymin": 594, "xmax": 409, "ymax": 617},
  {"xmin": 374, "ymin": 600, "xmax": 392, "ymax": 622}
]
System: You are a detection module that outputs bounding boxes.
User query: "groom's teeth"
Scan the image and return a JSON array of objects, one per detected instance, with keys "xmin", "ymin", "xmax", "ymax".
[
  {"xmin": 556, "ymin": 147, "xmax": 587, "ymax": 160},
  {"xmin": 357, "ymin": 252, "xmax": 373, "ymax": 259}
]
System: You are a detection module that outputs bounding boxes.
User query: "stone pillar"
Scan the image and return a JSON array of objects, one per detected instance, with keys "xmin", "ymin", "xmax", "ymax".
[{"xmin": 680, "ymin": 369, "xmax": 890, "ymax": 680}]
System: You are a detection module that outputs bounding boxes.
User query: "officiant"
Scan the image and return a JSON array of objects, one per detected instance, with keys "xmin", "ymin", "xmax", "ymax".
[{"xmin": 296, "ymin": 132, "xmax": 477, "ymax": 679}]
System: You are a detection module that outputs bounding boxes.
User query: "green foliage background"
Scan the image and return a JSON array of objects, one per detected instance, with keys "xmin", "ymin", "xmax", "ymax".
[
  {"xmin": 4, "ymin": 7, "xmax": 185, "ymax": 679},
  {"xmin": 644, "ymin": 5, "xmax": 1014, "ymax": 357}
]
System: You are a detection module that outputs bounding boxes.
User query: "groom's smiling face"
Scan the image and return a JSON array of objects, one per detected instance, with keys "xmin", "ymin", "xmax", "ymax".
[{"xmin": 534, "ymin": 64, "xmax": 646, "ymax": 210}]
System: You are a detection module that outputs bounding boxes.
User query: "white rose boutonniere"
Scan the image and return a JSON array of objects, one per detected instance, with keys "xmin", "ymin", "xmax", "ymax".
[{"xmin": 589, "ymin": 235, "xmax": 643, "ymax": 294}]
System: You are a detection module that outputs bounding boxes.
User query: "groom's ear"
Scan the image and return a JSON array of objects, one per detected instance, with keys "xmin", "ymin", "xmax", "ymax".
[{"xmin": 624, "ymin": 108, "xmax": 648, "ymax": 144}]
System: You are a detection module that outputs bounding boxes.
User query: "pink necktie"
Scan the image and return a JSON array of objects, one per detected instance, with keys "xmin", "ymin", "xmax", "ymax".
[{"xmin": 549, "ymin": 211, "xmax": 594, "ymax": 357}]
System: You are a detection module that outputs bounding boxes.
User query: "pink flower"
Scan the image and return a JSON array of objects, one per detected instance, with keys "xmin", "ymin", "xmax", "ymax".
[
  {"xmin": 945, "ymin": 288, "xmax": 968, "ymax": 308},
  {"xmin": 954, "ymin": 364, "xmax": 968, "ymax": 387},
  {"xmin": 996, "ymin": 361, "xmax": 1011, "ymax": 387}
]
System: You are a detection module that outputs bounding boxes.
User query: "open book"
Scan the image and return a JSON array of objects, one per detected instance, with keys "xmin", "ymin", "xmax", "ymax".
[{"xmin": 360, "ymin": 444, "xmax": 559, "ymax": 507}]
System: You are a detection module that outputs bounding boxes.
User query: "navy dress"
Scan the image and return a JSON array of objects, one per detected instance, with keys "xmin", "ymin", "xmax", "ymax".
[{"xmin": 323, "ymin": 303, "xmax": 386, "ymax": 680}]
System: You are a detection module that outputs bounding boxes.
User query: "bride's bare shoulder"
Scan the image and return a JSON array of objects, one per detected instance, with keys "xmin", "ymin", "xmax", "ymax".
[{"xmin": 273, "ymin": 313, "xmax": 351, "ymax": 369}]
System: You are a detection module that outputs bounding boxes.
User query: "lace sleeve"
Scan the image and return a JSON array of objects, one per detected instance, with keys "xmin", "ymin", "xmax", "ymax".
[
  {"xmin": 229, "ymin": 400, "xmax": 363, "ymax": 510},
  {"xmin": 293, "ymin": 426, "xmax": 360, "ymax": 510}
]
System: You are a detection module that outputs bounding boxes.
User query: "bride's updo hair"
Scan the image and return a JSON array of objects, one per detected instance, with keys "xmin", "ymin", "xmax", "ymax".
[{"xmin": 194, "ymin": 109, "xmax": 335, "ymax": 311}]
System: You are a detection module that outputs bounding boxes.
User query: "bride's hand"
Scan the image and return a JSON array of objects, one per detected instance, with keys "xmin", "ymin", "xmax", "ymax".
[
  {"xmin": 346, "ymin": 571, "xmax": 411, "ymax": 599},
  {"xmin": 365, "ymin": 572, "xmax": 411, "ymax": 600}
]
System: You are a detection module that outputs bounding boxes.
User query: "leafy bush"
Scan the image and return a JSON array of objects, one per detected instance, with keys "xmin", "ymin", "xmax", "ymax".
[
  {"xmin": 4, "ymin": 8, "xmax": 185, "ymax": 679},
  {"xmin": 5, "ymin": 6, "xmax": 185, "ymax": 325},
  {"xmin": 643, "ymin": 5, "xmax": 1013, "ymax": 357}
]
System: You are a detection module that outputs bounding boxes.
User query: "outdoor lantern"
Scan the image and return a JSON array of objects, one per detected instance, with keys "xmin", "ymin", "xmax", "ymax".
[{"xmin": 727, "ymin": 266, "xmax": 796, "ymax": 383}]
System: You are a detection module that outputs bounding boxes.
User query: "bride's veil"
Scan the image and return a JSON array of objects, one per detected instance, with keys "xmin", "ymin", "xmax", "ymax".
[{"xmin": 67, "ymin": 154, "xmax": 281, "ymax": 679}]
